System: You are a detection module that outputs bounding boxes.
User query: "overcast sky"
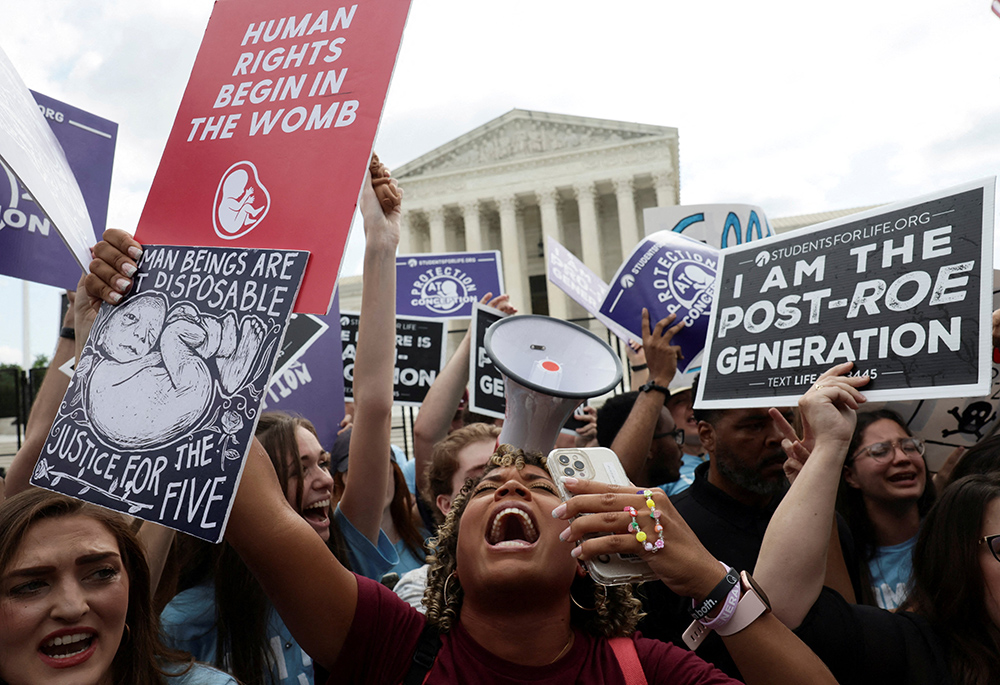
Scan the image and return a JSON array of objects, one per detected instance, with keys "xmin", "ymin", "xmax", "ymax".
[{"xmin": 1, "ymin": 0, "xmax": 998, "ymax": 364}]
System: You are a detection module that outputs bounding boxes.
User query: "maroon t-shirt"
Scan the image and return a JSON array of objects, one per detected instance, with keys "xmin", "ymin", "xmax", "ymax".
[{"xmin": 331, "ymin": 574, "xmax": 740, "ymax": 684}]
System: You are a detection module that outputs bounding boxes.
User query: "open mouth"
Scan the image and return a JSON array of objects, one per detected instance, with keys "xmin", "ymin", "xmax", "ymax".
[
  {"xmin": 38, "ymin": 631, "xmax": 97, "ymax": 666},
  {"xmin": 302, "ymin": 498, "xmax": 330, "ymax": 524},
  {"xmin": 486, "ymin": 504, "xmax": 540, "ymax": 547},
  {"xmin": 887, "ymin": 472, "xmax": 918, "ymax": 484}
]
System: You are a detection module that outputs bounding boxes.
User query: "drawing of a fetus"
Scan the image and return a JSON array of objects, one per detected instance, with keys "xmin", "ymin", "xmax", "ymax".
[
  {"xmin": 85, "ymin": 293, "xmax": 265, "ymax": 450},
  {"xmin": 671, "ymin": 263, "xmax": 714, "ymax": 305},
  {"xmin": 438, "ymin": 279, "xmax": 459, "ymax": 306},
  {"xmin": 217, "ymin": 168, "xmax": 264, "ymax": 235}
]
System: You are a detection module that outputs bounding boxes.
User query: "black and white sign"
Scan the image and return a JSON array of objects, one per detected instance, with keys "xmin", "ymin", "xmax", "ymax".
[
  {"xmin": 34, "ymin": 245, "xmax": 308, "ymax": 541},
  {"xmin": 468, "ymin": 303, "xmax": 591, "ymax": 434},
  {"xmin": 696, "ymin": 179, "xmax": 995, "ymax": 408},
  {"xmin": 469, "ymin": 303, "xmax": 508, "ymax": 418},
  {"xmin": 340, "ymin": 312, "xmax": 446, "ymax": 406},
  {"xmin": 273, "ymin": 313, "xmax": 328, "ymax": 381}
]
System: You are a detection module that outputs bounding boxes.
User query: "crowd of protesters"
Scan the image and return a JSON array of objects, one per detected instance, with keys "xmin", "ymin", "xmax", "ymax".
[{"xmin": 2, "ymin": 164, "xmax": 1000, "ymax": 685}]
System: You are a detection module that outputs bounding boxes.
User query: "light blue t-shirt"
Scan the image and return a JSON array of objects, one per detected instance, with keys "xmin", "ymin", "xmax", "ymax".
[
  {"xmin": 160, "ymin": 583, "xmax": 314, "ymax": 685},
  {"xmin": 660, "ymin": 452, "xmax": 706, "ymax": 496},
  {"xmin": 166, "ymin": 662, "xmax": 238, "ymax": 684},
  {"xmin": 869, "ymin": 534, "xmax": 918, "ymax": 610},
  {"xmin": 397, "ymin": 450, "xmax": 418, "ymax": 496},
  {"xmin": 334, "ymin": 504, "xmax": 427, "ymax": 581}
]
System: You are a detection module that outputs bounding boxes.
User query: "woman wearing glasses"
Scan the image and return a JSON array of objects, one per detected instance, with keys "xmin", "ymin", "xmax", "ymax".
[
  {"xmin": 756, "ymin": 363, "xmax": 1000, "ymax": 684},
  {"xmin": 837, "ymin": 409, "xmax": 935, "ymax": 609}
]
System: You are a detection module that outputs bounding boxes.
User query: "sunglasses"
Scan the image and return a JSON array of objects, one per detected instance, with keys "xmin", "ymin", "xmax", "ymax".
[
  {"xmin": 852, "ymin": 437, "xmax": 925, "ymax": 463},
  {"xmin": 653, "ymin": 427, "xmax": 685, "ymax": 446},
  {"xmin": 980, "ymin": 534, "xmax": 1000, "ymax": 564}
]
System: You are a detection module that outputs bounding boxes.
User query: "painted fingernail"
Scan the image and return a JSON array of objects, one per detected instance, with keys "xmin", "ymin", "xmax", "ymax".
[
  {"xmin": 570, "ymin": 546, "xmax": 582, "ymax": 559},
  {"xmin": 122, "ymin": 263, "xmax": 137, "ymax": 277},
  {"xmin": 128, "ymin": 246, "xmax": 143, "ymax": 260},
  {"xmin": 559, "ymin": 525, "xmax": 572, "ymax": 542},
  {"xmin": 551, "ymin": 503, "xmax": 567, "ymax": 519},
  {"xmin": 115, "ymin": 278, "xmax": 131, "ymax": 292},
  {"xmin": 108, "ymin": 291, "xmax": 122, "ymax": 304},
  {"xmin": 561, "ymin": 476, "xmax": 578, "ymax": 487}
]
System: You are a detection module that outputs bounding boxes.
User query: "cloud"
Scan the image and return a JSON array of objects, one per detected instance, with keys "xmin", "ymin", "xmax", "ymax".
[
  {"xmin": 0, "ymin": 345, "xmax": 22, "ymax": 366},
  {"xmin": 1, "ymin": 0, "xmax": 998, "ymax": 304}
]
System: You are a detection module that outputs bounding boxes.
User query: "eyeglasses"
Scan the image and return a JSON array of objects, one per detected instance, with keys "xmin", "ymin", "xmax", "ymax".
[
  {"xmin": 852, "ymin": 437, "xmax": 925, "ymax": 463},
  {"xmin": 980, "ymin": 534, "xmax": 1000, "ymax": 564},
  {"xmin": 653, "ymin": 428, "xmax": 685, "ymax": 446}
]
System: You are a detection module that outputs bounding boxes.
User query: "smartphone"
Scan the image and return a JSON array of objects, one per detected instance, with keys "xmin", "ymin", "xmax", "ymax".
[{"xmin": 547, "ymin": 447, "xmax": 659, "ymax": 586}]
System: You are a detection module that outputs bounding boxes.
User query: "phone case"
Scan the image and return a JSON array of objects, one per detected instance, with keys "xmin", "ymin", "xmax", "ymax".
[{"xmin": 547, "ymin": 447, "xmax": 660, "ymax": 586}]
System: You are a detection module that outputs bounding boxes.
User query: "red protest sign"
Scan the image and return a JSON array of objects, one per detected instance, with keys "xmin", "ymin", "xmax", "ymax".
[{"xmin": 135, "ymin": 0, "xmax": 410, "ymax": 313}]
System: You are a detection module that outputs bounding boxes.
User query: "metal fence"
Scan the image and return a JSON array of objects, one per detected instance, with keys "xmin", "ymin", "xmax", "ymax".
[{"xmin": 0, "ymin": 367, "xmax": 47, "ymax": 458}]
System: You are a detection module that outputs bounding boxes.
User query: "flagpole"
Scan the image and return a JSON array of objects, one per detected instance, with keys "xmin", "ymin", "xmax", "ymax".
[{"xmin": 22, "ymin": 280, "xmax": 30, "ymax": 369}]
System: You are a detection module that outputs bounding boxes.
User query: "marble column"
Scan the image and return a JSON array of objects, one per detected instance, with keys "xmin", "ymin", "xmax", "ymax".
[
  {"xmin": 537, "ymin": 188, "xmax": 568, "ymax": 320},
  {"xmin": 613, "ymin": 176, "xmax": 640, "ymax": 259},
  {"xmin": 427, "ymin": 207, "xmax": 447, "ymax": 253},
  {"xmin": 653, "ymin": 170, "xmax": 677, "ymax": 207},
  {"xmin": 461, "ymin": 201, "xmax": 483, "ymax": 253},
  {"xmin": 574, "ymin": 182, "xmax": 602, "ymax": 280},
  {"xmin": 398, "ymin": 211, "xmax": 413, "ymax": 254},
  {"xmin": 497, "ymin": 195, "xmax": 527, "ymax": 310}
]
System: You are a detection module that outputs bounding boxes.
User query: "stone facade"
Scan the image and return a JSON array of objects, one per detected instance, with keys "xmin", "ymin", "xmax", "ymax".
[
  {"xmin": 338, "ymin": 110, "xmax": 878, "ymax": 321},
  {"xmin": 391, "ymin": 109, "xmax": 680, "ymax": 319}
]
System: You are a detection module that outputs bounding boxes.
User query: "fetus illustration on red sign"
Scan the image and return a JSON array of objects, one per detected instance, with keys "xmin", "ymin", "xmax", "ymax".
[{"xmin": 214, "ymin": 161, "xmax": 270, "ymax": 240}]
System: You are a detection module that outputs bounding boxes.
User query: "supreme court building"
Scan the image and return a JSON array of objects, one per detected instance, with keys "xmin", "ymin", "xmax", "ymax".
[
  {"xmin": 339, "ymin": 109, "xmax": 867, "ymax": 323},
  {"xmin": 393, "ymin": 109, "xmax": 680, "ymax": 320}
]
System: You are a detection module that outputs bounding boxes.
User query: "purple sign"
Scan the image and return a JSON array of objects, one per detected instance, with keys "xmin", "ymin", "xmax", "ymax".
[
  {"xmin": 545, "ymin": 236, "xmax": 633, "ymax": 341},
  {"xmin": 396, "ymin": 251, "xmax": 504, "ymax": 319},
  {"xmin": 600, "ymin": 231, "xmax": 719, "ymax": 372},
  {"xmin": 262, "ymin": 292, "xmax": 346, "ymax": 451},
  {"xmin": 546, "ymin": 236, "xmax": 606, "ymax": 312},
  {"xmin": 0, "ymin": 91, "xmax": 117, "ymax": 290}
]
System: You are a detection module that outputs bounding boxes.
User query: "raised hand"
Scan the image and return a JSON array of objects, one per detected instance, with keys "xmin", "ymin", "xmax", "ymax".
[
  {"xmin": 555, "ymin": 478, "xmax": 725, "ymax": 600},
  {"xmin": 481, "ymin": 292, "xmax": 517, "ymax": 315},
  {"xmin": 797, "ymin": 362, "xmax": 870, "ymax": 451},
  {"xmin": 85, "ymin": 229, "xmax": 143, "ymax": 307},
  {"xmin": 641, "ymin": 308, "xmax": 685, "ymax": 386}
]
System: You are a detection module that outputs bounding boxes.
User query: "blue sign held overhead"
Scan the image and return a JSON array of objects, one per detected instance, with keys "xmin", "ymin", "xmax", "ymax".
[
  {"xmin": 0, "ymin": 91, "xmax": 117, "ymax": 290},
  {"xmin": 396, "ymin": 251, "xmax": 504, "ymax": 319},
  {"xmin": 600, "ymin": 231, "xmax": 719, "ymax": 373}
]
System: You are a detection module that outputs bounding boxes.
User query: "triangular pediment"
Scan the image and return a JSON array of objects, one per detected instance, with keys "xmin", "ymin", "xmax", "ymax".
[{"xmin": 395, "ymin": 109, "xmax": 676, "ymax": 179}]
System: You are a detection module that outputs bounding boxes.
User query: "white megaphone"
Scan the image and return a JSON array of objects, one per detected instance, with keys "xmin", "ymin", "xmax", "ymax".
[{"xmin": 485, "ymin": 315, "xmax": 623, "ymax": 453}]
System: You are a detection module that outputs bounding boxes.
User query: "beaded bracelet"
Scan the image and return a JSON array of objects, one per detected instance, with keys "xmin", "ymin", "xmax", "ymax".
[{"xmin": 624, "ymin": 489, "xmax": 666, "ymax": 553}]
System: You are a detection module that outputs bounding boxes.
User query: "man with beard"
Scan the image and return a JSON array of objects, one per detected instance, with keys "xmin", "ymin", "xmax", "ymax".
[
  {"xmin": 636, "ymin": 374, "xmax": 857, "ymax": 679},
  {"xmin": 635, "ymin": 374, "xmax": 794, "ymax": 677}
]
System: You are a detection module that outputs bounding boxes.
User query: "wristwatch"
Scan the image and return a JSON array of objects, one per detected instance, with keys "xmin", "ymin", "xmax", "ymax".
[
  {"xmin": 716, "ymin": 571, "xmax": 771, "ymax": 636},
  {"xmin": 681, "ymin": 571, "xmax": 772, "ymax": 650}
]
